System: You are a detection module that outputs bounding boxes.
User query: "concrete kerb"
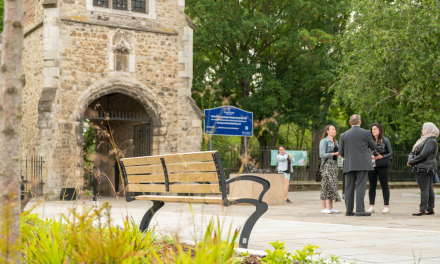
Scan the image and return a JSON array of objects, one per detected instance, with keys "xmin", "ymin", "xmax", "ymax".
[
  {"xmin": 179, "ymin": 240, "xmax": 268, "ymax": 257},
  {"xmin": 289, "ymin": 181, "xmax": 420, "ymax": 191}
]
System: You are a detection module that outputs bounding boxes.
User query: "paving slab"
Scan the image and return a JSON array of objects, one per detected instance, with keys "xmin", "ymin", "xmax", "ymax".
[{"xmin": 25, "ymin": 188, "xmax": 440, "ymax": 263}]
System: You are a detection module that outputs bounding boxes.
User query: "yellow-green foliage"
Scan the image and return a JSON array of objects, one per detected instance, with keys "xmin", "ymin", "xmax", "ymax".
[
  {"xmin": 154, "ymin": 217, "xmax": 242, "ymax": 264},
  {"xmin": 21, "ymin": 202, "xmax": 158, "ymax": 263},
  {"xmin": 19, "ymin": 203, "xmax": 244, "ymax": 264}
]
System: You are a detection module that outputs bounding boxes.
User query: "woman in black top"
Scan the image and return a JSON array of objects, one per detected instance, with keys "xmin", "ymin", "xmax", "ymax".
[
  {"xmin": 407, "ymin": 122, "xmax": 439, "ymax": 216},
  {"xmin": 367, "ymin": 123, "xmax": 393, "ymax": 214}
]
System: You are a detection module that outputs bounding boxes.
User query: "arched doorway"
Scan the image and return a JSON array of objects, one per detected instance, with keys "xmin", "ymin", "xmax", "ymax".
[{"xmin": 84, "ymin": 93, "xmax": 152, "ymax": 196}]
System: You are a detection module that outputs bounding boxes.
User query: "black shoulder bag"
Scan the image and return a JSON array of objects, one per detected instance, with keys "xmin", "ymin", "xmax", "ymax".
[
  {"xmin": 315, "ymin": 159, "xmax": 328, "ymax": 182},
  {"xmin": 375, "ymin": 139, "xmax": 390, "ymax": 167},
  {"xmin": 283, "ymin": 156, "xmax": 292, "ymax": 173}
]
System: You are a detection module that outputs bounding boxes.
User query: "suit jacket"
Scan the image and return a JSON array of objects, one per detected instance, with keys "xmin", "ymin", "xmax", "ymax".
[{"xmin": 339, "ymin": 126, "xmax": 377, "ymax": 173}]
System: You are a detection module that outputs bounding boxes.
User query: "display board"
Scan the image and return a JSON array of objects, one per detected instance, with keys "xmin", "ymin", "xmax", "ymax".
[{"xmin": 270, "ymin": 150, "xmax": 308, "ymax": 166}]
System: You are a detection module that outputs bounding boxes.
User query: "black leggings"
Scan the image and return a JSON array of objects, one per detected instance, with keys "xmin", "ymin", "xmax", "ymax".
[{"xmin": 368, "ymin": 166, "xmax": 390, "ymax": 205}]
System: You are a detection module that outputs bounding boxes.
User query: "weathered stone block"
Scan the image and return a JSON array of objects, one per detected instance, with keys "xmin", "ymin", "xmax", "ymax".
[
  {"xmin": 192, "ymin": 119, "xmax": 201, "ymax": 128},
  {"xmin": 43, "ymin": 50, "xmax": 59, "ymax": 60},
  {"xmin": 48, "ymin": 67, "xmax": 60, "ymax": 77}
]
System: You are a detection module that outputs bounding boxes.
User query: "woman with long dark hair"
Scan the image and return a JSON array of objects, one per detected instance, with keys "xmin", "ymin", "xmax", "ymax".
[
  {"xmin": 408, "ymin": 123, "xmax": 439, "ymax": 216},
  {"xmin": 367, "ymin": 123, "xmax": 393, "ymax": 214},
  {"xmin": 318, "ymin": 125, "xmax": 341, "ymax": 214}
]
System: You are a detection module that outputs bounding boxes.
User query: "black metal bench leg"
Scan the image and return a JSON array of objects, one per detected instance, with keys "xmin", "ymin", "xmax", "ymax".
[
  {"xmin": 139, "ymin": 201, "xmax": 165, "ymax": 232},
  {"xmin": 238, "ymin": 201, "xmax": 268, "ymax": 249}
]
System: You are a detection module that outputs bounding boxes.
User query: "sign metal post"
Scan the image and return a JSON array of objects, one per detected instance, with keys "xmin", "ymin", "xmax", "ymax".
[{"xmin": 244, "ymin": 136, "xmax": 248, "ymax": 171}]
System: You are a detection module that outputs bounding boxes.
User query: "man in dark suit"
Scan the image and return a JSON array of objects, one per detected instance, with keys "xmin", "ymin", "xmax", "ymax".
[{"xmin": 339, "ymin": 114, "xmax": 377, "ymax": 216}]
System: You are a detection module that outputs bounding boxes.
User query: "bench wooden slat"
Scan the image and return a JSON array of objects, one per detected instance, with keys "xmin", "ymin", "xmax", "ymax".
[
  {"xmin": 127, "ymin": 172, "xmax": 219, "ymax": 183},
  {"xmin": 135, "ymin": 195, "xmax": 224, "ymax": 204},
  {"xmin": 125, "ymin": 162, "xmax": 217, "ymax": 175},
  {"xmin": 121, "ymin": 151, "xmax": 217, "ymax": 166},
  {"xmin": 128, "ymin": 183, "xmax": 222, "ymax": 194},
  {"xmin": 134, "ymin": 195, "xmax": 247, "ymax": 204}
]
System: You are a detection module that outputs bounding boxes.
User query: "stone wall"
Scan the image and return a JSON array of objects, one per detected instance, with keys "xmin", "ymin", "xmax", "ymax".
[
  {"xmin": 24, "ymin": 0, "xmax": 44, "ymax": 31},
  {"xmin": 60, "ymin": 0, "xmax": 181, "ymax": 30},
  {"xmin": 21, "ymin": 27, "xmax": 45, "ymax": 157},
  {"xmin": 18, "ymin": 0, "xmax": 203, "ymax": 200}
]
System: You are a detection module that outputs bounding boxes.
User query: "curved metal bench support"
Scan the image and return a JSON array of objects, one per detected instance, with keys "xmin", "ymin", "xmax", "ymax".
[
  {"xmin": 139, "ymin": 200, "xmax": 165, "ymax": 232},
  {"xmin": 225, "ymin": 175, "xmax": 270, "ymax": 248}
]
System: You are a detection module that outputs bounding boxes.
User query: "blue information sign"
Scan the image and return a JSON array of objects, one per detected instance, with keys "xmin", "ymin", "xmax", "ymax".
[{"xmin": 204, "ymin": 106, "xmax": 253, "ymax": 136}]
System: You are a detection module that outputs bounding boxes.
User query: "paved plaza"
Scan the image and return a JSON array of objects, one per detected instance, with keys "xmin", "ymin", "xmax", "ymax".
[{"xmin": 26, "ymin": 188, "xmax": 440, "ymax": 263}]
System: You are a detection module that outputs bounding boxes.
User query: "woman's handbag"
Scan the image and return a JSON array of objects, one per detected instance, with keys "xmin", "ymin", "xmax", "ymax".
[
  {"xmin": 315, "ymin": 159, "xmax": 328, "ymax": 182},
  {"xmin": 283, "ymin": 157, "xmax": 292, "ymax": 173},
  {"xmin": 375, "ymin": 157, "xmax": 390, "ymax": 167},
  {"xmin": 434, "ymin": 172, "xmax": 440, "ymax": 184}
]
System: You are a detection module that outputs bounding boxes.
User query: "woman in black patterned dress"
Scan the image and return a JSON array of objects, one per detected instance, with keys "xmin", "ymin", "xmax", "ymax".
[{"xmin": 319, "ymin": 125, "xmax": 342, "ymax": 214}]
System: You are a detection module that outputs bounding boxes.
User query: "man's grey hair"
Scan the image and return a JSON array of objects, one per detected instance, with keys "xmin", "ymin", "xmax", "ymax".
[{"xmin": 349, "ymin": 114, "xmax": 361, "ymax": 125}]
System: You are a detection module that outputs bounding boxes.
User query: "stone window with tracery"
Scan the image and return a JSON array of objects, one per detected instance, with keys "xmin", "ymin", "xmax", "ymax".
[
  {"xmin": 93, "ymin": 0, "xmax": 148, "ymax": 13},
  {"xmin": 93, "ymin": 0, "xmax": 108, "ymax": 7}
]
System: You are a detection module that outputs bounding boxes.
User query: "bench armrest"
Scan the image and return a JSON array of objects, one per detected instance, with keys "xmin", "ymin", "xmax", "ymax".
[{"xmin": 225, "ymin": 175, "xmax": 270, "ymax": 203}]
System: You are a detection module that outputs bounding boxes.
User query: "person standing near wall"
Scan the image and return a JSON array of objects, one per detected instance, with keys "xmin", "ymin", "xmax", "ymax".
[
  {"xmin": 407, "ymin": 122, "xmax": 439, "ymax": 216},
  {"xmin": 367, "ymin": 123, "xmax": 393, "ymax": 214},
  {"xmin": 319, "ymin": 125, "xmax": 342, "ymax": 214},
  {"xmin": 277, "ymin": 146, "xmax": 293, "ymax": 204}
]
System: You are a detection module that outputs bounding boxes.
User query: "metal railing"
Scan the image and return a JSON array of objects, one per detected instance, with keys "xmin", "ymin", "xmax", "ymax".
[
  {"xmin": 202, "ymin": 145, "xmax": 427, "ymax": 181},
  {"xmin": 21, "ymin": 156, "xmax": 45, "ymax": 197}
]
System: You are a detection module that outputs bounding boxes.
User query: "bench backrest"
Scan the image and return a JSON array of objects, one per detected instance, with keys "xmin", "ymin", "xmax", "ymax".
[{"xmin": 120, "ymin": 151, "xmax": 227, "ymax": 200}]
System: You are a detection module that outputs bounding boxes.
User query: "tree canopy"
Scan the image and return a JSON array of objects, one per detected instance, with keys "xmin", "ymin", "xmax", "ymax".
[
  {"xmin": 187, "ymin": 0, "xmax": 347, "ymax": 156},
  {"xmin": 335, "ymin": 0, "xmax": 440, "ymax": 147}
]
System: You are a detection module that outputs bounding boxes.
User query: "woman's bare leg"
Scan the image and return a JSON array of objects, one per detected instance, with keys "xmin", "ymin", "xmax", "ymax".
[
  {"xmin": 284, "ymin": 178, "xmax": 289, "ymax": 200},
  {"xmin": 321, "ymin": 200, "xmax": 327, "ymax": 210}
]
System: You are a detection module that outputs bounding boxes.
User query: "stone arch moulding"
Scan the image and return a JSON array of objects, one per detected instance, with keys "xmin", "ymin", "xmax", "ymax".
[{"xmin": 75, "ymin": 76, "xmax": 169, "ymax": 130}]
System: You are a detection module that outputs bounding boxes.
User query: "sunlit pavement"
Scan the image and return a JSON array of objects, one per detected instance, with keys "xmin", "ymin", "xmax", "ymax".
[{"xmin": 26, "ymin": 188, "xmax": 440, "ymax": 263}]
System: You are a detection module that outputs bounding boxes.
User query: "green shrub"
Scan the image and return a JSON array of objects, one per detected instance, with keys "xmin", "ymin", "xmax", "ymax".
[
  {"xmin": 153, "ymin": 217, "xmax": 243, "ymax": 264},
  {"xmin": 262, "ymin": 241, "xmax": 351, "ymax": 264},
  {"xmin": 17, "ymin": 202, "xmax": 352, "ymax": 263},
  {"xmin": 21, "ymin": 202, "xmax": 158, "ymax": 263},
  {"xmin": 19, "ymin": 203, "xmax": 245, "ymax": 264}
]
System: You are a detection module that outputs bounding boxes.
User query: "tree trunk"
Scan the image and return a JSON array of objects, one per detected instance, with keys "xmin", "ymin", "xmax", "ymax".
[
  {"xmin": 309, "ymin": 124, "xmax": 323, "ymax": 181},
  {"xmin": 0, "ymin": 0, "xmax": 25, "ymax": 262},
  {"xmin": 256, "ymin": 126, "xmax": 279, "ymax": 171}
]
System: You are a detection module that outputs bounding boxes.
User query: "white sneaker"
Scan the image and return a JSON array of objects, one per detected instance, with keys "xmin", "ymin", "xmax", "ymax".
[
  {"xmin": 330, "ymin": 208, "xmax": 340, "ymax": 214},
  {"xmin": 322, "ymin": 208, "xmax": 332, "ymax": 214},
  {"xmin": 367, "ymin": 207, "xmax": 375, "ymax": 213},
  {"xmin": 383, "ymin": 207, "xmax": 389, "ymax": 214}
]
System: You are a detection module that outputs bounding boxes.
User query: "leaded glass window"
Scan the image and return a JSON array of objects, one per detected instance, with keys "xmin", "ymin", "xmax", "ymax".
[
  {"xmin": 112, "ymin": 0, "xmax": 127, "ymax": 10},
  {"xmin": 93, "ymin": 0, "xmax": 109, "ymax": 8},
  {"xmin": 132, "ymin": 0, "xmax": 146, "ymax": 13}
]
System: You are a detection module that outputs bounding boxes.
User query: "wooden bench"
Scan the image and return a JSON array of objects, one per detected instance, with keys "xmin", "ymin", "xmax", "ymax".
[{"xmin": 119, "ymin": 151, "xmax": 270, "ymax": 249}]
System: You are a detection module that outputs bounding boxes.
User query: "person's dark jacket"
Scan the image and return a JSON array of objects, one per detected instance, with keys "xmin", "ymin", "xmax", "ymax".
[
  {"xmin": 339, "ymin": 126, "xmax": 377, "ymax": 173},
  {"xmin": 408, "ymin": 137, "xmax": 438, "ymax": 170},
  {"xmin": 370, "ymin": 137, "xmax": 393, "ymax": 159}
]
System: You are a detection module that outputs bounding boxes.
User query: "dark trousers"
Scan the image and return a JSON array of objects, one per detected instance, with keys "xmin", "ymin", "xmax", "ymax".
[
  {"xmin": 368, "ymin": 166, "xmax": 390, "ymax": 205},
  {"xmin": 345, "ymin": 171, "xmax": 368, "ymax": 213},
  {"xmin": 415, "ymin": 171, "xmax": 435, "ymax": 212}
]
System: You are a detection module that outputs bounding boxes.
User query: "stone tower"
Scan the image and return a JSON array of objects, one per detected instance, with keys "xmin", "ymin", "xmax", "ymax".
[{"xmin": 10, "ymin": 0, "xmax": 203, "ymax": 199}]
